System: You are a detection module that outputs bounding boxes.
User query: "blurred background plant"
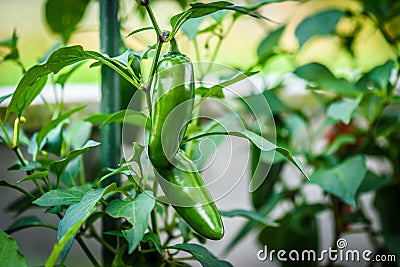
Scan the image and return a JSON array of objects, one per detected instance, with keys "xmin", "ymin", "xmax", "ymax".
[{"xmin": 0, "ymin": 0, "xmax": 399, "ymax": 266}]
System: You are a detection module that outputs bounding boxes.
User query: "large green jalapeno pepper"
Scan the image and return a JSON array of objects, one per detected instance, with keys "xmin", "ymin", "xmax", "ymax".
[
  {"xmin": 155, "ymin": 150, "xmax": 224, "ymax": 240},
  {"xmin": 148, "ymin": 39, "xmax": 194, "ymax": 169},
  {"xmin": 148, "ymin": 39, "xmax": 224, "ymax": 240}
]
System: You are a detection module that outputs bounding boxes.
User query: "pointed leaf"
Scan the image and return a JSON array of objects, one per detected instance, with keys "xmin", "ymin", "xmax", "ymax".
[
  {"xmin": 105, "ymin": 191, "xmax": 155, "ymax": 254},
  {"xmin": 171, "ymin": 243, "xmax": 233, "ymax": 267},
  {"xmin": 310, "ymin": 155, "xmax": 366, "ymax": 205},
  {"xmin": 0, "ymin": 230, "xmax": 27, "ymax": 267},
  {"xmin": 56, "ymin": 183, "xmax": 116, "ymax": 262},
  {"xmin": 50, "ymin": 140, "xmax": 100, "ymax": 180},
  {"xmin": 0, "ymin": 180, "xmax": 36, "ymax": 199},
  {"xmin": 100, "ymin": 109, "xmax": 148, "ymax": 129},
  {"xmin": 185, "ymin": 130, "xmax": 308, "ymax": 179},
  {"xmin": 126, "ymin": 26, "xmax": 154, "ymax": 38},
  {"xmin": 6, "ymin": 215, "xmax": 57, "ymax": 234},
  {"xmin": 33, "ymin": 185, "xmax": 91, "ymax": 206},
  {"xmin": 17, "ymin": 171, "xmax": 48, "ymax": 184},
  {"xmin": 0, "ymin": 93, "xmax": 12, "ymax": 105},
  {"xmin": 142, "ymin": 232, "xmax": 162, "ymax": 255},
  {"xmin": 294, "ymin": 63, "xmax": 361, "ymax": 96},
  {"xmin": 257, "ymin": 26, "xmax": 285, "ymax": 64},
  {"xmin": 36, "ymin": 105, "xmax": 86, "ymax": 150},
  {"xmin": 327, "ymin": 97, "xmax": 362, "ymax": 124},
  {"xmin": 6, "ymin": 75, "xmax": 48, "ymax": 119},
  {"xmin": 45, "ymin": 0, "xmax": 90, "ymax": 42},
  {"xmin": 295, "ymin": 9, "xmax": 344, "ymax": 47},
  {"xmin": 220, "ymin": 209, "xmax": 278, "ymax": 226},
  {"xmin": 170, "ymin": 1, "xmax": 269, "ymax": 38}
]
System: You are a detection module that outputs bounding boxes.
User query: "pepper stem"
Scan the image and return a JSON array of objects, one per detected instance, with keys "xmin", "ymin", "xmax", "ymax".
[{"xmin": 169, "ymin": 38, "xmax": 181, "ymax": 54}]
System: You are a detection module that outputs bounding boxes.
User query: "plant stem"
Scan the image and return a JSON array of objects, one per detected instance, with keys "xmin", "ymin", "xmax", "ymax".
[
  {"xmin": 151, "ymin": 208, "xmax": 159, "ymax": 236},
  {"xmin": 90, "ymin": 226, "xmax": 117, "ymax": 254},
  {"xmin": 172, "ymin": 257, "xmax": 196, "ymax": 261},
  {"xmin": 12, "ymin": 146, "xmax": 45, "ymax": 195},
  {"xmin": 201, "ymin": 16, "xmax": 237, "ymax": 79},
  {"xmin": 79, "ymin": 157, "xmax": 86, "ymax": 185},
  {"xmin": 0, "ymin": 120, "xmax": 12, "ymax": 147},
  {"xmin": 145, "ymin": 40, "xmax": 163, "ymax": 113},
  {"xmin": 76, "ymin": 236, "xmax": 101, "ymax": 267},
  {"xmin": 145, "ymin": 4, "xmax": 162, "ymax": 37}
]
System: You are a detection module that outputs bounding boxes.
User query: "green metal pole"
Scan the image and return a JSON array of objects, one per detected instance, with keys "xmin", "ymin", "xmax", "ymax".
[{"xmin": 99, "ymin": 0, "xmax": 120, "ymax": 266}]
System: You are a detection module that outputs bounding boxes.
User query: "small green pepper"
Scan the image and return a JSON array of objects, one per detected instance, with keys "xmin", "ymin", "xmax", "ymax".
[
  {"xmin": 155, "ymin": 150, "xmax": 224, "ymax": 240},
  {"xmin": 148, "ymin": 39, "xmax": 224, "ymax": 240},
  {"xmin": 148, "ymin": 39, "xmax": 194, "ymax": 169}
]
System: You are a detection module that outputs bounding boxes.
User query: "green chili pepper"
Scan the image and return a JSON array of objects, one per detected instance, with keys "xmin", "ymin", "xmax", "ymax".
[
  {"xmin": 148, "ymin": 39, "xmax": 194, "ymax": 169},
  {"xmin": 148, "ymin": 39, "xmax": 224, "ymax": 240},
  {"xmin": 155, "ymin": 150, "xmax": 224, "ymax": 240}
]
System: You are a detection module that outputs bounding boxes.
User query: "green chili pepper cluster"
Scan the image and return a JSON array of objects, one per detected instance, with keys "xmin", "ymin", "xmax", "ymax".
[{"xmin": 148, "ymin": 40, "xmax": 224, "ymax": 240}]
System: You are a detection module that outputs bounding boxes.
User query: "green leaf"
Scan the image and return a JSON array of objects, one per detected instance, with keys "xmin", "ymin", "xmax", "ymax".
[
  {"xmin": 257, "ymin": 26, "xmax": 285, "ymax": 64},
  {"xmin": 111, "ymin": 244, "xmax": 128, "ymax": 267},
  {"xmin": 100, "ymin": 109, "xmax": 148, "ymax": 129},
  {"xmin": 5, "ymin": 45, "xmax": 96, "ymax": 120},
  {"xmin": 42, "ymin": 123, "xmax": 65, "ymax": 156},
  {"xmin": 0, "ymin": 93, "xmax": 12, "ymax": 105},
  {"xmin": 45, "ymin": 219, "xmax": 84, "ymax": 267},
  {"xmin": 6, "ymin": 215, "xmax": 56, "ymax": 234},
  {"xmin": 60, "ymin": 157, "xmax": 81, "ymax": 186},
  {"xmin": 171, "ymin": 243, "xmax": 233, "ymax": 267},
  {"xmin": 357, "ymin": 60, "xmax": 394, "ymax": 91},
  {"xmin": 0, "ymin": 230, "xmax": 27, "ymax": 267},
  {"xmin": 98, "ymin": 166, "xmax": 131, "ymax": 184},
  {"xmin": 199, "ymin": 71, "xmax": 258, "ymax": 99},
  {"xmin": 0, "ymin": 29, "xmax": 21, "ymax": 63},
  {"xmin": 0, "ymin": 180, "xmax": 36, "ymax": 199},
  {"xmin": 50, "ymin": 140, "xmax": 100, "ymax": 182},
  {"xmin": 225, "ymin": 191, "xmax": 283, "ymax": 253},
  {"xmin": 310, "ymin": 155, "xmax": 367, "ymax": 205},
  {"xmin": 142, "ymin": 232, "xmax": 163, "ymax": 255},
  {"xmin": 33, "ymin": 185, "xmax": 91, "ymax": 207},
  {"xmin": 36, "ymin": 105, "xmax": 86, "ymax": 151},
  {"xmin": 126, "ymin": 26, "xmax": 154, "ymax": 38},
  {"xmin": 275, "ymin": 147, "xmax": 308, "ymax": 179},
  {"xmin": 238, "ymin": 89, "xmax": 286, "ymax": 115},
  {"xmin": 170, "ymin": 1, "xmax": 268, "ymax": 38},
  {"xmin": 56, "ymin": 183, "xmax": 116, "ymax": 263},
  {"xmin": 195, "ymin": 72, "xmax": 258, "ymax": 100},
  {"xmin": 220, "ymin": 209, "xmax": 278, "ymax": 226},
  {"xmin": 294, "ymin": 63, "xmax": 361, "ymax": 96},
  {"xmin": 181, "ymin": 17, "xmax": 204, "ymax": 41},
  {"xmin": 358, "ymin": 171, "xmax": 390, "ymax": 194},
  {"xmin": 185, "ymin": 130, "xmax": 308, "ymax": 179},
  {"xmin": 63, "ymin": 121, "xmax": 93, "ymax": 149},
  {"xmin": 375, "ymin": 105, "xmax": 400, "ymax": 137},
  {"xmin": 6, "ymin": 75, "xmax": 48, "ymax": 119},
  {"xmin": 17, "ymin": 171, "xmax": 48, "ymax": 184},
  {"xmin": 45, "ymin": 0, "xmax": 90, "ymax": 42},
  {"xmin": 247, "ymin": 0, "xmax": 301, "ymax": 10},
  {"xmin": 327, "ymin": 96, "xmax": 362, "ymax": 124},
  {"xmin": 295, "ymin": 9, "xmax": 344, "ymax": 48},
  {"xmin": 55, "ymin": 62, "xmax": 84, "ymax": 88},
  {"xmin": 105, "ymin": 191, "xmax": 155, "ymax": 254}
]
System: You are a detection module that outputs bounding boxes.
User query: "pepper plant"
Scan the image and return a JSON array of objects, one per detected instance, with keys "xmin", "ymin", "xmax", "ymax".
[
  {"xmin": 1, "ymin": 0, "xmax": 400, "ymax": 267},
  {"xmin": 0, "ymin": 1, "xmax": 305, "ymax": 266}
]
